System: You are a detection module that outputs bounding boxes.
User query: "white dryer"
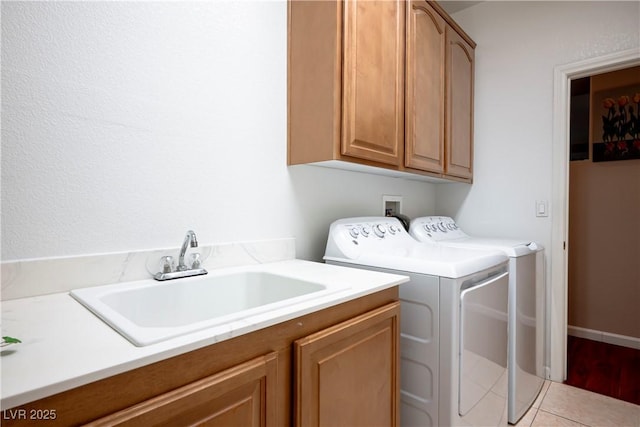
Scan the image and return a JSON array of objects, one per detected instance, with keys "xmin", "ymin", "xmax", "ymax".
[
  {"xmin": 409, "ymin": 216, "xmax": 545, "ymax": 425},
  {"xmin": 324, "ymin": 217, "xmax": 510, "ymax": 427}
]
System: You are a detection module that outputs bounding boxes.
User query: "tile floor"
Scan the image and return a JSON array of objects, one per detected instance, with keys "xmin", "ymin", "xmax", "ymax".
[{"xmin": 515, "ymin": 380, "xmax": 640, "ymax": 427}]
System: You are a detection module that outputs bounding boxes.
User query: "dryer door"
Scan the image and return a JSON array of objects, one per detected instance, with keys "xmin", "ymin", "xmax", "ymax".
[{"xmin": 459, "ymin": 272, "xmax": 508, "ymax": 417}]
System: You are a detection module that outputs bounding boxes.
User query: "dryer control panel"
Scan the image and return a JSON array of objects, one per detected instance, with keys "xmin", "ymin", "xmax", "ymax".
[{"xmin": 410, "ymin": 216, "xmax": 468, "ymax": 242}]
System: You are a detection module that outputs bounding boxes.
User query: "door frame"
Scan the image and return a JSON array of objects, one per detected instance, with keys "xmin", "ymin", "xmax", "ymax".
[{"xmin": 549, "ymin": 47, "xmax": 640, "ymax": 381}]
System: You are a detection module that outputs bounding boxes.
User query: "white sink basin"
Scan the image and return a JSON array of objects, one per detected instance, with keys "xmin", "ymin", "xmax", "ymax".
[{"xmin": 71, "ymin": 270, "xmax": 348, "ymax": 346}]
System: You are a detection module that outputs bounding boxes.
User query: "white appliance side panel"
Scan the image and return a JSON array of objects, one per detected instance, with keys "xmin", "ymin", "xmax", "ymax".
[
  {"xmin": 459, "ymin": 272, "xmax": 509, "ymax": 423},
  {"xmin": 399, "ymin": 271, "xmax": 440, "ymax": 427},
  {"xmin": 509, "ymin": 253, "xmax": 545, "ymax": 423}
]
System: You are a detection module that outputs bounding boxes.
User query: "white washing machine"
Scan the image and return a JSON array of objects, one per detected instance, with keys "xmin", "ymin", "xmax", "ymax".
[
  {"xmin": 324, "ymin": 217, "xmax": 510, "ymax": 427},
  {"xmin": 409, "ymin": 216, "xmax": 545, "ymax": 425}
]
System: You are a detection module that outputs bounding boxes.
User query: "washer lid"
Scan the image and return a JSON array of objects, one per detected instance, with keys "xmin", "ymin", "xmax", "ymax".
[
  {"xmin": 325, "ymin": 244, "xmax": 508, "ymax": 279},
  {"xmin": 436, "ymin": 237, "xmax": 541, "ymax": 257}
]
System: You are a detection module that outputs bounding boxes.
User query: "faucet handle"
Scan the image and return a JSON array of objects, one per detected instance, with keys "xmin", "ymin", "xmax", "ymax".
[
  {"xmin": 161, "ymin": 256, "xmax": 175, "ymax": 273},
  {"xmin": 189, "ymin": 253, "xmax": 202, "ymax": 269}
]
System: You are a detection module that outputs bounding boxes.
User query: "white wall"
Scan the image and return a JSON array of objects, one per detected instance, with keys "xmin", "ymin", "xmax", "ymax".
[
  {"xmin": 437, "ymin": 1, "xmax": 640, "ymax": 252},
  {"xmin": 5, "ymin": 1, "xmax": 637, "ymax": 269},
  {"xmin": 1, "ymin": 1, "xmax": 437, "ymax": 264}
]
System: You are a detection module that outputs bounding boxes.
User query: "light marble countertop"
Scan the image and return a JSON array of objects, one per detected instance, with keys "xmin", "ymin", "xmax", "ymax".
[{"xmin": 1, "ymin": 259, "xmax": 407, "ymax": 410}]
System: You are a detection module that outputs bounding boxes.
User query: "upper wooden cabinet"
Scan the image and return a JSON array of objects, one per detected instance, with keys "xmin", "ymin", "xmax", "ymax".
[
  {"xmin": 341, "ymin": 0, "xmax": 405, "ymax": 166},
  {"xmin": 445, "ymin": 25, "xmax": 475, "ymax": 180},
  {"xmin": 288, "ymin": 0, "xmax": 476, "ymax": 183},
  {"xmin": 405, "ymin": 0, "xmax": 446, "ymax": 174}
]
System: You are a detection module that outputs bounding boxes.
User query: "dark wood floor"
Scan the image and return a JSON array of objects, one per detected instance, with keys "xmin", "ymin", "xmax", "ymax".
[{"xmin": 565, "ymin": 335, "xmax": 640, "ymax": 405}]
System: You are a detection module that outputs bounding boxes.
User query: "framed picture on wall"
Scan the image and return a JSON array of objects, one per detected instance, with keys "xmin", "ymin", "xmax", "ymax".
[{"xmin": 591, "ymin": 84, "xmax": 640, "ymax": 162}]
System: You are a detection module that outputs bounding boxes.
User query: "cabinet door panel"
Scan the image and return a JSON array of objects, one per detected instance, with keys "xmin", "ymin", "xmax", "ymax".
[
  {"xmin": 294, "ymin": 302, "xmax": 400, "ymax": 427},
  {"xmin": 446, "ymin": 27, "xmax": 474, "ymax": 180},
  {"xmin": 85, "ymin": 353, "xmax": 278, "ymax": 427},
  {"xmin": 405, "ymin": 1, "xmax": 445, "ymax": 173},
  {"xmin": 342, "ymin": 0, "xmax": 405, "ymax": 166}
]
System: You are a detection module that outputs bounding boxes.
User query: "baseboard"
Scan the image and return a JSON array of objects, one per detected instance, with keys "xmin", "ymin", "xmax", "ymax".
[{"xmin": 568, "ymin": 325, "xmax": 640, "ymax": 350}]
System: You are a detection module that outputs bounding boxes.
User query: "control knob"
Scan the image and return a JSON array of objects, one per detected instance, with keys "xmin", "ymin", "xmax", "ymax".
[
  {"xmin": 374, "ymin": 224, "xmax": 386, "ymax": 238},
  {"xmin": 349, "ymin": 227, "xmax": 360, "ymax": 238}
]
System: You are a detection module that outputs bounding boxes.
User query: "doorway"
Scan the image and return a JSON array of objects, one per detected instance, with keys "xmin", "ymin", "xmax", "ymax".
[
  {"xmin": 563, "ymin": 68, "xmax": 640, "ymax": 405},
  {"xmin": 549, "ymin": 48, "xmax": 640, "ymax": 383}
]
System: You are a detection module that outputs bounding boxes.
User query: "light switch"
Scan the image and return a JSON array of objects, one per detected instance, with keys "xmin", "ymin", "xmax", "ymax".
[{"xmin": 536, "ymin": 200, "xmax": 548, "ymax": 217}]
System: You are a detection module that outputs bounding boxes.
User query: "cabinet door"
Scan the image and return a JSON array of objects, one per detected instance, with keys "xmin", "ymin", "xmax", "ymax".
[
  {"xmin": 294, "ymin": 302, "xmax": 400, "ymax": 427},
  {"xmin": 85, "ymin": 353, "xmax": 278, "ymax": 427},
  {"xmin": 445, "ymin": 26, "xmax": 474, "ymax": 180},
  {"xmin": 341, "ymin": 0, "xmax": 405, "ymax": 166},
  {"xmin": 405, "ymin": 0, "xmax": 446, "ymax": 173}
]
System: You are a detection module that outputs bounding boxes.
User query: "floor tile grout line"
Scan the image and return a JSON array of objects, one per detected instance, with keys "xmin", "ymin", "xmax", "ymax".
[
  {"xmin": 541, "ymin": 381, "xmax": 640, "ymax": 427},
  {"xmin": 538, "ymin": 382, "xmax": 582, "ymax": 425},
  {"xmin": 536, "ymin": 408, "xmax": 592, "ymax": 426},
  {"xmin": 517, "ymin": 380, "xmax": 550, "ymax": 426},
  {"xmin": 519, "ymin": 379, "xmax": 640, "ymax": 426},
  {"xmin": 537, "ymin": 380, "xmax": 552, "ymax": 408},
  {"xmin": 528, "ymin": 406, "xmax": 539, "ymax": 427}
]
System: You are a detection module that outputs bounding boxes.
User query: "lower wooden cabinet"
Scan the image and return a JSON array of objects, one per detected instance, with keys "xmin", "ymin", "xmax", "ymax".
[
  {"xmin": 85, "ymin": 353, "xmax": 278, "ymax": 427},
  {"xmin": 2, "ymin": 288, "xmax": 399, "ymax": 427},
  {"xmin": 294, "ymin": 302, "xmax": 400, "ymax": 427}
]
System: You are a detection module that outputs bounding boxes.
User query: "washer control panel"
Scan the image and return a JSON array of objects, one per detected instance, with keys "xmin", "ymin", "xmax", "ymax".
[
  {"xmin": 409, "ymin": 216, "xmax": 468, "ymax": 242},
  {"xmin": 345, "ymin": 221, "xmax": 404, "ymax": 240},
  {"xmin": 325, "ymin": 217, "xmax": 415, "ymax": 260}
]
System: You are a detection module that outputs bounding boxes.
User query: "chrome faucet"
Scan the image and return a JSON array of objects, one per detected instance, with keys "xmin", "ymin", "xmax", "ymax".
[
  {"xmin": 154, "ymin": 230, "xmax": 208, "ymax": 281},
  {"xmin": 178, "ymin": 230, "xmax": 198, "ymax": 271}
]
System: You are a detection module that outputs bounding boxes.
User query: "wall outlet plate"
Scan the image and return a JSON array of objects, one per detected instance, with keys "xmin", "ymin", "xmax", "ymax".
[{"xmin": 383, "ymin": 195, "xmax": 403, "ymax": 216}]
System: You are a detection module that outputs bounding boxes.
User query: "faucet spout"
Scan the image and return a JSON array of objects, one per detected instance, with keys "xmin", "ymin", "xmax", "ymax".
[{"xmin": 178, "ymin": 230, "xmax": 198, "ymax": 271}]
